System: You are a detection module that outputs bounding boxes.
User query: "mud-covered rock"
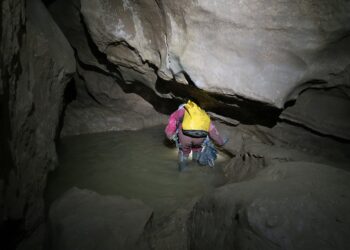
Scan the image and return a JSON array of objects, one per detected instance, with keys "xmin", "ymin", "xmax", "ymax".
[
  {"xmin": 49, "ymin": 187, "xmax": 152, "ymax": 250},
  {"xmin": 189, "ymin": 162, "xmax": 350, "ymax": 250}
]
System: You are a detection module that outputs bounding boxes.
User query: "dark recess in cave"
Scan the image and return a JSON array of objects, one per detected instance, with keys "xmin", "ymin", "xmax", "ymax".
[
  {"xmin": 56, "ymin": 78, "xmax": 76, "ymax": 140},
  {"xmin": 155, "ymin": 77, "xmax": 282, "ymax": 127},
  {"xmin": 279, "ymin": 118, "xmax": 350, "ymax": 143},
  {"xmin": 0, "ymin": 88, "xmax": 22, "ymax": 250},
  {"xmin": 0, "ymin": 84, "xmax": 13, "ymax": 182},
  {"xmin": 69, "ymin": 13, "xmax": 182, "ymax": 115},
  {"xmin": 43, "ymin": 0, "xmax": 57, "ymax": 6},
  {"xmin": 0, "ymin": 20, "xmax": 25, "ymax": 250},
  {"xmin": 0, "ymin": 219, "xmax": 26, "ymax": 250}
]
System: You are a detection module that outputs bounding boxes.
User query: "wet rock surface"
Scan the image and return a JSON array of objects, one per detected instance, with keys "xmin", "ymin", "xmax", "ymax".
[
  {"xmin": 49, "ymin": 187, "xmax": 152, "ymax": 250},
  {"xmin": 189, "ymin": 162, "xmax": 350, "ymax": 250}
]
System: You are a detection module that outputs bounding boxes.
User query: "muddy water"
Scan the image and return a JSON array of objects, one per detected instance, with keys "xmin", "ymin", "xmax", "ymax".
[{"xmin": 46, "ymin": 126, "xmax": 229, "ymax": 218}]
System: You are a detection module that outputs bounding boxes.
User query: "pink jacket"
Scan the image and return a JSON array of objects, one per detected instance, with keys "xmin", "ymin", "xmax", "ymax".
[{"xmin": 165, "ymin": 107, "xmax": 225, "ymax": 146}]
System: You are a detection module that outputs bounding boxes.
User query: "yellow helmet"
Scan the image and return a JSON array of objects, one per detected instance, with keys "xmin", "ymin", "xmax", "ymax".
[{"xmin": 182, "ymin": 100, "xmax": 210, "ymax": 132}]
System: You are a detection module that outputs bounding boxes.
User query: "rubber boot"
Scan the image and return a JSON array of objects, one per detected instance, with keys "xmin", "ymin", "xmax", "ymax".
[{"xmin": 178, "ymin": 150, "xmax": 189, "ymax": 172}]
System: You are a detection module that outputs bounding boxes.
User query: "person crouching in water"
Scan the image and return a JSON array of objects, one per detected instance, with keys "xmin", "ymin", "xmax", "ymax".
[{"xmin": 165, "ymin": 100, "xmax": 226, "ymax": 172}]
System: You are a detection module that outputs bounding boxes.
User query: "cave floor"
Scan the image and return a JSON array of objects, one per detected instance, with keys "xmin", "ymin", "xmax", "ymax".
[{"xmin": 45, "ymin": 125, "xmax": 229, "ymax": 219}]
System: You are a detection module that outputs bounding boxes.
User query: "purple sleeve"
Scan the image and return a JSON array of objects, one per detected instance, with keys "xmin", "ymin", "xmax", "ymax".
[
  {"xmin": 165, "ymin": 108, "xmax": 185, "ymax": 139},
  {"xmin": 208, "ymin": 122, "xmax": 224, "ymax": 146}
]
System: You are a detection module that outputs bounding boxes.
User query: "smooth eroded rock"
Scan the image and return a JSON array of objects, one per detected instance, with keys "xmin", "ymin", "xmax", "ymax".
[
  {"xmin": 60, "ymin": 68, "xmax": 168, "ymax": 136},
  {"xmin": 80, "ymin": 0, "xmax": 350, "ymax": 108},
  {"xmin": 189, "ymin": 162, "xmax": 350, "ymax": 250},
  {"xmin": 281, "ymin": 87, "xmax": 350, "ymax": 140},
  {"xmin": 49, "ymin": 187, "xmax": 152, "ymax": 250}
]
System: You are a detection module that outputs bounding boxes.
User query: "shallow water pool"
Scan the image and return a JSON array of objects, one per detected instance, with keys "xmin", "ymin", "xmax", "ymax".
[{"xmin": 46, "ymin": 126, "xmax": 229, "ymax": 217}]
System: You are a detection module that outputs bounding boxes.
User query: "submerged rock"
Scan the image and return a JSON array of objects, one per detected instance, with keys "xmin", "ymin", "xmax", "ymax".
[
  {"xmin": 49, "ymin": 187, "xmax": 152, "ymax": 250},
  {"xmin": 189, "ymin": 162, "xmax": 350, "ymax": 250}
]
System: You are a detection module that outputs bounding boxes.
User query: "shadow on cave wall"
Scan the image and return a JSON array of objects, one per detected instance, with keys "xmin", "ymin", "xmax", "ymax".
[
  {"xmin": 59, "ymin": 10, "xmax": 281, "ymax": 128},
  {"xmin": 69, "ymin": 12, "xmax": 182, "ymax": 115}
]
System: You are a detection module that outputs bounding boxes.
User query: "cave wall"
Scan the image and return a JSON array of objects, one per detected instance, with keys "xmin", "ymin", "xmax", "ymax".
[
  {"xmin": 0, "ymin": 0, "xmax": 75, "ymax": 248},
  {"xmin": 1, "ymin": 0, "xmax": 350, "ymax": 249},
  {"xmin": 47, "ymin": 0, "xmax": 172, "ymax": 137},
  {"xmin": 48, "ymin": 0, "xmax": 350, "ymax": 139},
  {"xmin": 79, "ymin": 0, "xmax": 350, "ymax": 108}
]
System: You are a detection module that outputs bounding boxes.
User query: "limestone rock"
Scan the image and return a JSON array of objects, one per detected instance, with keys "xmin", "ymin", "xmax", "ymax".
[
  {"xmin": 48, "ymin": 0, "xmax": 107, "ymax": 71},
  {"xmin": 219, "ymin": 121, "xmax": 350, "ymax": 184},
  {"xmin": 189, "ymin": 162, "xmax": 350, "ymax": 250},
  {"xmin": 50, "ymin": 0, "xmax": 350, "ymax": 137},
  {"xmin": 79, "ymin": 0, "xmax": 350, "ymax": 108},
  {"xmin": 61, "ymin": 99, "xmax": 168, "ymax": 136},
  {"xmin": 281, "ymin": 87, "xmax": 350, "ymax": 140},
  {"xmin": 61, "ymin": 68, "xmax": 168, "ymax": 136},
  {"xmin": 80, "ymin": 0, "xmax": 165, "ymax": 69},
  {"xmin": 223, "ymin": 152, "xmax": 266, "ymax": 183},
  {"xmin": 1, "ymin": 0, "xmax": 75, "ymax": 244},
  {"xmin": 255, "ymin": 122, "xmax": 350, "ymax": 170},
  {"xmin": 49, "ymin": 0, "xmax": 169, "ymax": 137},
  {"xmin": 49, "ymin": 187, "xmax": 152, "ymax": 250}
]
